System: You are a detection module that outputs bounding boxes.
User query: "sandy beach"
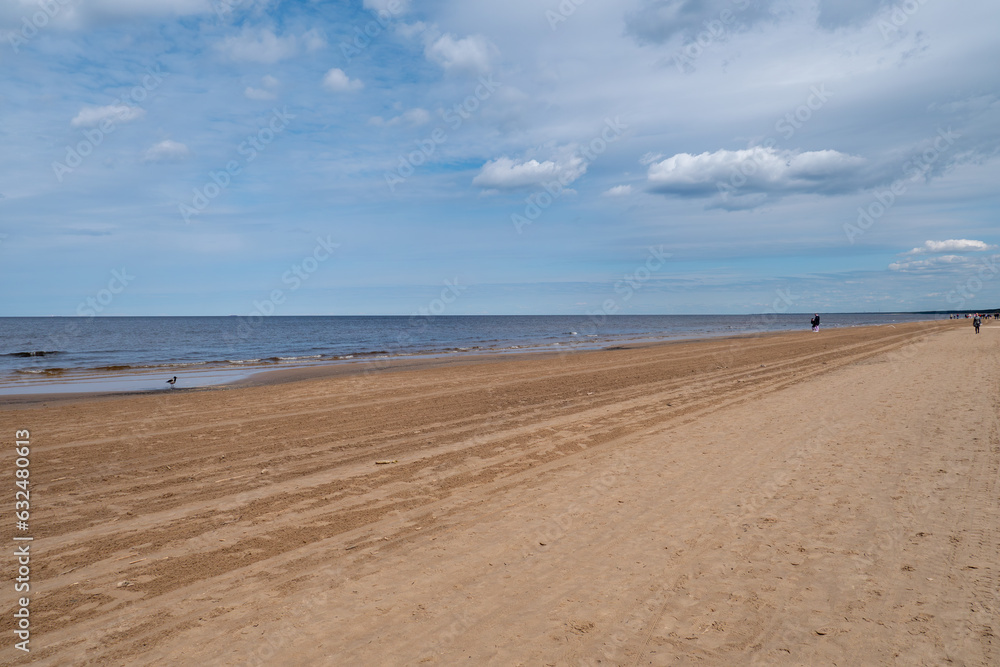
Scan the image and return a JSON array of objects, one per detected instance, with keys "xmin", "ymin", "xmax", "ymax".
[{"xmin": 1, "ymin": 319, "xmax": 997, "ymax": 665}]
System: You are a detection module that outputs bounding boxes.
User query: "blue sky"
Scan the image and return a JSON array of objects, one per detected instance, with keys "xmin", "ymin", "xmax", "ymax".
[{"xmin": 1, "ymin": 0, "xmax": 998, "ymax": 316}]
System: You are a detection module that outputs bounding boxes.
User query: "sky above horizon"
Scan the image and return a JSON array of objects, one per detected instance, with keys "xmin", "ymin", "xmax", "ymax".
[{"xmin": 1, "ymin": 0, "xmax": 999, "ymax": 316}]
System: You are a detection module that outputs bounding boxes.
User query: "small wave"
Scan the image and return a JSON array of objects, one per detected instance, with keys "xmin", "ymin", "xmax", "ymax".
[
  {"xmin": 247, "ymin": 354, "xmax": 328, "ymax": 363},
  {"xmin": 123, "ymin": 360, "xmax": 211, "ymax": 370},
  {"xmin": 6, "ymin": 350, "xmax": 63, "ymax": 358},
  {"xmin": 15, "ymin": 368, "xmax": 65, "ymax": 375},
  {"xmin": 338, "ymin": 350, "xmax": 393, "ymax": 358},
  {"xmin": 96, "ymin": 360, "xmax": 211, "ymax": 371}
]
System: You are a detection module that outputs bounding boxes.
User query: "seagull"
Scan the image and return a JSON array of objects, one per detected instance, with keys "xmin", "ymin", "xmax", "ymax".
[{"xmin": 166, "ymin": 376, "xmax": 177, "ymax": 388}]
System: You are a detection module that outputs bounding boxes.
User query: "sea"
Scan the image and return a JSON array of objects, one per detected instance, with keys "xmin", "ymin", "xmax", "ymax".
[{"xmin": 0, "ymin": 314, "xmax": 946, "ymax": 395}]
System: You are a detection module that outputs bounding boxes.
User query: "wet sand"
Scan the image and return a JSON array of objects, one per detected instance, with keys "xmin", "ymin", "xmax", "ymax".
[{"xmin": 1, "ymin": 320, "xmax": 997, "ymax": 665}]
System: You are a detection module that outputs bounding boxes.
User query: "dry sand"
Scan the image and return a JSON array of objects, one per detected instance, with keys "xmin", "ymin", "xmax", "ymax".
[{"xmin": 1, "ymin": 320, "xmax": 997, "ymax": 665}]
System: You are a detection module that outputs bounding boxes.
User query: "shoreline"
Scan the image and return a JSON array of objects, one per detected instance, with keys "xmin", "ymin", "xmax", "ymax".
[
  {"xmin": 0, "ymin": 320, "xmax": 952, "ymax": 406},
  {"xmin": 0, "ymin": 313, "xmax": 952, "ymax": 398}
]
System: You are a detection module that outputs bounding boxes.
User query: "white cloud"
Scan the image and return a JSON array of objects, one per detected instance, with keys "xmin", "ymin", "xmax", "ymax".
[
  {"xmin": 142, "ymin": 139, "xmax": 190, "ymax": 163},
  {"xmin": 261, "ymin": 74, "xmax": 280, "ymax": 88},
  {"xmin": 604, "ymin": 185, "xmax": 633, "ymax": 196},
  {"xmin": 647, "ymin": 147, "xmax": 867, "ymax": 199},
  {"xmin": 70, "ymin": 104, "xmax": 145, "ymax": 128},
  {"xmin": 425, "ymin": 33, "xmax": 496, "ymax": 74},
  {"xmin": 322, "ymin": 68, "xmax": 363, "ymax": 92},
  {"xmin": 903, "ymin": 239, "xmax": 995, "ymax": 255},
  {"xmin": 216, "ymin": 28, "xmax": 298, "ymax": 64},
  {"xmin": 473, "ymin": 151, "xmax": 587, "ymax": 190}
]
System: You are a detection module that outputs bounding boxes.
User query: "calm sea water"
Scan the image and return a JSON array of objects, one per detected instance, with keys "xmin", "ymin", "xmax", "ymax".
[{"xmin": 0, "ymin": 314, "xmax": 944, "ymax": 393}]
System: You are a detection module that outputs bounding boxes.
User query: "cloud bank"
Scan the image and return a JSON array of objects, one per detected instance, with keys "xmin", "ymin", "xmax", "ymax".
[
  {"xmin": 646, "ymin": 147, "xmax": 868, "ymax": 204},
  {"xmin": 904, "ymin": 239, "xmax": 995, "ymax": 255}
]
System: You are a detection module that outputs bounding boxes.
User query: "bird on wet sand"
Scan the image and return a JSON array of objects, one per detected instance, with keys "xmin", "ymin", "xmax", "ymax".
[{"xmin": 166, "ymin": 376, "xmax": 177, "ymax": 388}]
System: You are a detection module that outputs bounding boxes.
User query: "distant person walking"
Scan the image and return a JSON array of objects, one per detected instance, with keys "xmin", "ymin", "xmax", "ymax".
[
  {"xmin": 811, "ymin": 314, "xmax": 820, "ymax": 332},
  {"xmin": 973, "ymin": 315, "xmax": 981, "ymax": 334}
]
